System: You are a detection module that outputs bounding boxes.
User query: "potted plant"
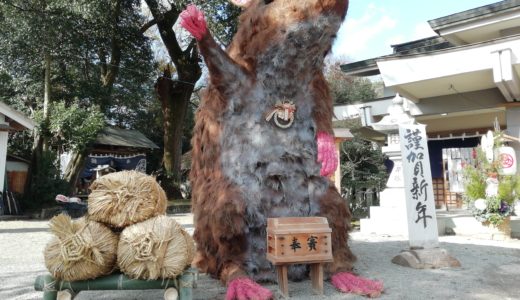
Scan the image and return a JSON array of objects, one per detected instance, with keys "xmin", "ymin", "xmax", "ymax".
[{"xmin": 463, "ymin": 131, "xmax": 519, "ymax": 233}]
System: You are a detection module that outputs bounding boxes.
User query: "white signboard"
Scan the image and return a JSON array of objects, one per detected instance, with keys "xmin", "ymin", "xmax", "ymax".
[{"xmin": 399, "ymin": 124, "xmax": 439, "ymax": 249}]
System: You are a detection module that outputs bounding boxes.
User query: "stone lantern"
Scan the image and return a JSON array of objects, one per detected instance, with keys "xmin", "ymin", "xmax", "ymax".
[{"xmin": 360, "ymin": 94, "xmax": 415, "ymax": 236}]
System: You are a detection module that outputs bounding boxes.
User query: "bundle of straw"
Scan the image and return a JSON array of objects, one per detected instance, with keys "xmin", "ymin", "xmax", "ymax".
[
  {"xmin": 44, "ymin": 214, "xmax": 118, "ymax": 281},
  {"xmin": 117, "ymin": 215, "xmax": 195, "ymax": 280},
  {"xmin": 88, "ymin": 171, "xmax": 167, "ymax": 228}
]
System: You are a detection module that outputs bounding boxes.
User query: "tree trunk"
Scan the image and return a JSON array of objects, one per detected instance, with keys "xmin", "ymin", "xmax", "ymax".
[
  {"xmin": 98, "ymin": 0, "xmax": 122, "ymax": 111},
  {"xmin": 24, "ymin": 133, "xmax": 43, "ymax": 196},
  {"xmin": 62, "ymin": 150, "xmax": 89, "ymax": 193},
  {"xmin": 42, "ymin": 51, "xmax": 51, "ymax": 152},
  {"xmin": 24, "ymin": 50, "xmax": 51, "ymax": 196},
  {"xmin": 156, "ymin": 68, "xmax": 195, "ymax": 198},
  {"xmin": 144, "ymin": 0, "xmax": 202, "ymax": 199}
]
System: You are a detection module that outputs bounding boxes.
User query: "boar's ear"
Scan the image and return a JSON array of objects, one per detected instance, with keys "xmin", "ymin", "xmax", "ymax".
[{"xmin": 230, "ymin": 0, "xmax": 253, "ymax": 7}]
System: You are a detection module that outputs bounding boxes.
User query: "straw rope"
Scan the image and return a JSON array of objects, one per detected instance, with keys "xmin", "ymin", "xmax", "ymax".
[
  {"xmin": 60, "ymin": 233, "xmax": 88, "ymax": 263},
  {"xmin": 43, "ymin": 280, "xmax": 57, "ymax": 292},
  {"xmin": 88, "ymin": 171, "xmax": 167, "ymax": 228},
  {"xmin": 44, "ymin": 214, "xmax": 118, "ymax": 281},
  {"xmin": 117, "ymin": 216, "xmax": 195, "ymax": 280}
]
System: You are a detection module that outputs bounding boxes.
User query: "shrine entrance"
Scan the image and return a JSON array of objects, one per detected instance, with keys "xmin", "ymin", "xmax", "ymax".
[{"xmin": 427, "ymin": 136, "xmax": 481, "ymax": 210}]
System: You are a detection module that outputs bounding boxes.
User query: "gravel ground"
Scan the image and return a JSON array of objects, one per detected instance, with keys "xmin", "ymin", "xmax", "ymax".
[{"xmin": 1, "ymin": 214, "xmax": 520, "ymax": 300}]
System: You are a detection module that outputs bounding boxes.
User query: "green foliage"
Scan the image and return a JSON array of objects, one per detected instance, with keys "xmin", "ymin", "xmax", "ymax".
[
  {"xmin": 340, "ymin": 137, "xmax": 388, "ymax": 218},
  {"xmin": 35, "ymin": 101, "xmax": 106, "ymax": 152},
  {"xmin": 196, "ymin": 0, "xmax": 241, "ymax": 46},
  {"xmin": 340, "ymin": 135, "xmax": 388, "ymax": 219},
  {"xmin": 340, "ymin": 137, "xmax": 388, "ymax": 192},
  {"xmin": 1, "ymin": 0, "xmax": 157, "ymax": 190},
  {"xmin": 0, "ymin": 0, "xmax": 156, "ymax": 121},
  {"xmin": 23, "ymin": 151, "xmax": 69, "ymax": 210},
  {"xmin": 6, "ymin": 131, "xmax": 33, "ymax": 160},
  {"xmin": 462, "ymin": 163, "xmax": 486, "ymax": 200},
  {"xmin": 325, "ymin": 63, "xmax": 378, "ymax": 105},
  {"xmin": 498, "ymin": 176, "xmax": 517, "ymax": 205}
]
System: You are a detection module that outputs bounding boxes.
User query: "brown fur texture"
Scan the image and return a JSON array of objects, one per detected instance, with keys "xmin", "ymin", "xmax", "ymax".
[{"xmin": 190, "ymin": 0, "xmax": 354, "ymax": 284}]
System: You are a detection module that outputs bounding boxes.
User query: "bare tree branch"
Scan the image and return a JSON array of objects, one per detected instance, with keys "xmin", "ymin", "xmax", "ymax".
[{"xmin": 140, "ymin": 19, "xmax": 157, "ymax": 34}]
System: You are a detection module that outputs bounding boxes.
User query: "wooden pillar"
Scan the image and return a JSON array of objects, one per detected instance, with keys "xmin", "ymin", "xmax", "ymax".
[
  {"xmin": 276, "ymin": 265, "xmax": 289, "ymax": 297},
  {"xmin": 310, "ymin": 263, "xmax": 324, "ymax": 295}
]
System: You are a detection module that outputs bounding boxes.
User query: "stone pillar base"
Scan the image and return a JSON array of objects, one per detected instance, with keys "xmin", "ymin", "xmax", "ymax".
[{"xmin": 391, "ymin": 248, "xmax": 460, "ymax": 269}]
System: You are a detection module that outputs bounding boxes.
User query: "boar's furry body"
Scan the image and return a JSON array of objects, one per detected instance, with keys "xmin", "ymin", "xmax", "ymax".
[{"xmin": 190, "ymin": 0, "xmax": 355, "ymax": 283}]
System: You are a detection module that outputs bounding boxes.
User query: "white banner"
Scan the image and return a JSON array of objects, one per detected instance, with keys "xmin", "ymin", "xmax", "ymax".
[{"xmin": 399, "ymin": 124, "xmax": 439, "ymax": 249}]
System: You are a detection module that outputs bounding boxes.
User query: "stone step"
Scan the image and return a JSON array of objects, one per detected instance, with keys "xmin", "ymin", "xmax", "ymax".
[
  {"xmin": 361, "ymin": 205, "xmax": 409, "ymax": 236},
  {"xmin": 437, "ymin": 211, "xmax": 520, "ymax": 239},
  {"xmin": 360, "ymin": 217, "xmax": 408, "ymax": 236},
  {"xmin": 369, "ymin": 206, "xmax": 407, "ymax": 221},
  {"xmin": 378, "ymin": 189, "xmax": 407, "ymax": 208}
]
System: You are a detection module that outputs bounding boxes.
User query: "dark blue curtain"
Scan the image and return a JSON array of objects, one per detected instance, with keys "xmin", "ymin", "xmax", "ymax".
[{"xmin": 428, "ymin": 137, "xmax": 480, "ymax": 178}]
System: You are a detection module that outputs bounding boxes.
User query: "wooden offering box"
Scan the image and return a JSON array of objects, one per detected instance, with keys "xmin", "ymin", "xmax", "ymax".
[
  {"xmin": 267, "ymin": 217, "xmax": 333, "ymax": 264},
  {"xmin": 266, "ymin": 217, "xmax": 333, "ymax": 297}
]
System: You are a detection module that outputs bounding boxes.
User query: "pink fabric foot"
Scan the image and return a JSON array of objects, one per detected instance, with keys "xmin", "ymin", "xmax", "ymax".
[
  {"xmin": 179, "ymin": 5, "xmax": 207, "ymax": 40},
  {"xmin": 225, "ymin": 277, "xmax": 273, "ymax": 300},
  {"xmin": 331, "ymin": 272, "xmax": 384, "ymax": 298},
  {"xmin": 317, "ymin": 131, "xmax": 338, "ymax": 177}
]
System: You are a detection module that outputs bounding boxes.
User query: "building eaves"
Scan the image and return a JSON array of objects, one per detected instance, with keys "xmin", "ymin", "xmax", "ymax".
[
  {"xmin": 7, "ymin": 154, "xmax": 30, "ymax": 164},
  {"xmin": 341, "ymin": 37, "xmax": 454, "ymax": 76},
  {"xmin": 390, "ymin": 36, "xmax": 454, "ymax": 55},
  {"xmin": 94, "ymin": 127, "xmax": 159, "ymax": 149},
  {"xmin": 377, "ymin": 33, "xmax": 520, "ymax": 62},
  {"xmin": 428, "ymin": 0, "xmax": 520, "ymax": 32},
  {"xmin": 340, "ymin": 58, "xmax": 380, "ymax": 76},
  {"xmin": 0, "ymin": 101, "xmax": 35, "ymax": 130}
]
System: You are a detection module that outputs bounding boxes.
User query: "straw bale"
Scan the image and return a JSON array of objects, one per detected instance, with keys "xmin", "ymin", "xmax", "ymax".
[
  {"xmin": 88, "ymin": 171, "xmax": 167, "ymax": 228},
  {"xmin": 117, "ymin": 215, "xmax": 195, "ymax": 280},
  {"xmin": 181, "ymin": 227, "xmax": 196, "ymax": 264},
  {"xmin": 44, "ymin": 214, "xmax": 118, "ymax": 281}
]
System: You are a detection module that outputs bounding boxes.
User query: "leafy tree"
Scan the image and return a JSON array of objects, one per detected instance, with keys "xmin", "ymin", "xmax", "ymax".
[
  {"xmin": 340, "ymin": 136, "xmax": 388, "ymax": 218},
  {"xmin": 325, "ymin": 62, "xmax": 378, "ymax": 105},
  {"xmin": 24, "ymin": 151, "xmax": 69, "ymax": 210},
  {"xmin": 0, "ymin": 0, "xmax": 156, "ymax": 193},
  {"xmin": 37, "ymin": 101, "xmax": 105, "ymax": 153}
]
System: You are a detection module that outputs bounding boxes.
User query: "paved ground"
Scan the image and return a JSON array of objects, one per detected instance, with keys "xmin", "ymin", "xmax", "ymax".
[{"xmin": 1, "ymin": 214, "xmax": 520, "ymax": 299}]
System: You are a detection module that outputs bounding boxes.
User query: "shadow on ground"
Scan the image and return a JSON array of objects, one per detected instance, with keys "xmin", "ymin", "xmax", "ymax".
[{"xmin": 5, "ymin": 237, "xmax": 518, "ymax": 299}]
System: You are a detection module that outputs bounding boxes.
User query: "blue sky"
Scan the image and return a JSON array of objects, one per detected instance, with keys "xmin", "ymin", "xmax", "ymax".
[{"xmin": 332, "ymin": 0, "xmax": 501, "ymax": 62}]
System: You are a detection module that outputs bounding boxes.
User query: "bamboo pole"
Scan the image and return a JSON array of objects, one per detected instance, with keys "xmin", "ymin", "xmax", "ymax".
[
  {"xmin": 502, "ymin": 134, "xmax": 520, "ymax": 143},
  {"xmin": 35, "ymin": 268, "xmax": 197, "ymax": 300}
]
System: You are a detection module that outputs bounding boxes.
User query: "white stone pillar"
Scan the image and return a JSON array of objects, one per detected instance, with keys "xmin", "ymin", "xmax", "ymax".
[
  {"xmin": 399, "ymin": 124, "xmax": 439, "ymax": 249},
  {"xmin": 0, "ymin": 117, "xmax": 8, "ymax": 216},
  {"xmin": 0, "ymin": 115, "xmax": 8, "ymax": 193},
  {"xmin": 333, "ymin": 139, "xmax": 342, "ymax": 192},
  {"xmin": 331, "ymin": 128, "xmax": 353, "ymax": 193}
]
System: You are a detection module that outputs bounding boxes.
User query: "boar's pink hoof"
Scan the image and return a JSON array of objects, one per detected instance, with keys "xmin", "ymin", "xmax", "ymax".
[
  {"xmin": 225, "ymin": 277, "xmax": 273, "ymax": 300},
  {"xmin": 179, "ymin": 4, "xmax": 207, "ymax": 41},
  {"xmin": 331, "ymin": 272, "xmax": 384, "ymax": 298},
  {"xmin": 317, "ymin": 131, "xmax": 338, "ymax": 177}
]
